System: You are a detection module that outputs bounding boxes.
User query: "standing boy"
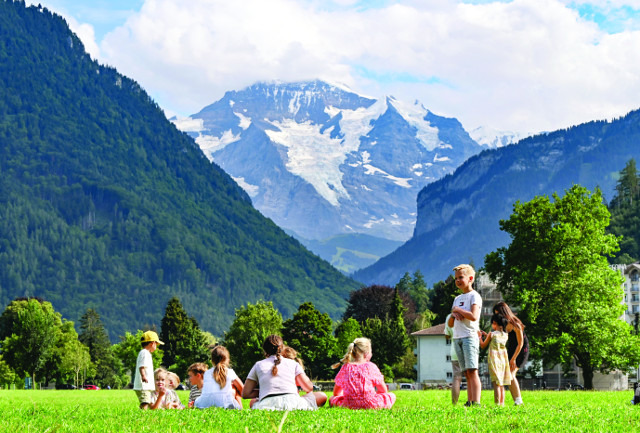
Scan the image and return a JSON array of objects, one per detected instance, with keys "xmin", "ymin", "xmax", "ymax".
[
  {"xmin": 134, "ymin": 330, "xmax": 163, "ymax": 409},
  {"xmin": 450, "ymin": 264, "xmax": 482, "ymax": 406}
]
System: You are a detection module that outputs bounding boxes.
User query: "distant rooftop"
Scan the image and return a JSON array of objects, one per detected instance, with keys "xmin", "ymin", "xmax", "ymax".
[{"xmin": 411, "ymin": 322, "xmax": 445, "ymax": 336}]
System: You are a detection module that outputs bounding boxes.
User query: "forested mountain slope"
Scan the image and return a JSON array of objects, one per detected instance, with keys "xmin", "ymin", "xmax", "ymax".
[{"xmin": 0, "ymin": 1, "xmax": 359, "ymax": 339}]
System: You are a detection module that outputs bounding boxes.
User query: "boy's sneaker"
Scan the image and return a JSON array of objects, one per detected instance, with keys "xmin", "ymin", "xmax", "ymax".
[
  {"xmin": 464, "ymin": 401, "xmax": 481, "ymax": 407},
  {"xmin": 514, "ymin": 397, "xmax": 524, "ymax": 406}
]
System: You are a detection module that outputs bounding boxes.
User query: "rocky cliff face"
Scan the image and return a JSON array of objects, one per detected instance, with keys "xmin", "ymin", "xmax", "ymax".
[{"xmin": 354, "ymin": 111, "xmax": 640, "ymax": 285}]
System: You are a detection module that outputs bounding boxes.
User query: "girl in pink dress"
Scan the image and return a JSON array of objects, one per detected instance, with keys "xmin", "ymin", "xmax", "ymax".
[{"xmin": 329, "ymin": 337, "xmax": 396, "ymax": 409}]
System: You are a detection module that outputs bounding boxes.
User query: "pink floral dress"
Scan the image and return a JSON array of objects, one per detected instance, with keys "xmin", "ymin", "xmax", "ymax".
[{"xmin": 330, "ymin": 362, "xmax": 396, "ymax": 409}]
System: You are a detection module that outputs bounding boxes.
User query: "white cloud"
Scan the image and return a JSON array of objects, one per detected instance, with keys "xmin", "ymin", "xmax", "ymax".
[{"xmin": 82, "ymin": 0, "xmax": 640, "ymax": 134}]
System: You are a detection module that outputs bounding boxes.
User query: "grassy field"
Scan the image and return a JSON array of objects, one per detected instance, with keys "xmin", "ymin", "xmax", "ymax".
[{"xmin": 1, "ymin": 389, "xmax": 639, "ymax": 432}]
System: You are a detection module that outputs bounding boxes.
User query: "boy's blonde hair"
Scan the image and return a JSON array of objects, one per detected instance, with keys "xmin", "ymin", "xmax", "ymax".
[
  {"xmin": 453, "ymin": 264, "xmax": 475, "ymax": 279},
  {"xmin": 331, "ymin": 337, "xmax": 372, "ymax": 369}
]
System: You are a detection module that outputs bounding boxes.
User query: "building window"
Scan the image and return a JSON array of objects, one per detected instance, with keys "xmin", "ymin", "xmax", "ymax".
[
  {"xmin": 447, "ymin": 372, "xmax": 453, "ymax": 378},
  {"xmin": 634, "ymin": 284, "xmax": 640, "ymax": 292},
  {"xmin": 446, "ymin": 355, "xmax": 451, "ymax": 362},
  {"xmin": 633, "ymin": 294, "xmax": 639, "ymax": 302},
  {"xmin": 632, "ymin": 271, "xmax": 640, "ymax": 282},
  {"xmin": 445, "ymin": 339, "xmax": 451, "ymax": 345},
  {"xmin": 634, "ymin": 305, "xmax": 639, "ymax": 313}
]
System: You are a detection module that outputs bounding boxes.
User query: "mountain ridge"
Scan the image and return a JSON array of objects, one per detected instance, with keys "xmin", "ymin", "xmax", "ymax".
[{"xmin": 354, "ymin": 112, "xmax": 640, "ymax": 285}]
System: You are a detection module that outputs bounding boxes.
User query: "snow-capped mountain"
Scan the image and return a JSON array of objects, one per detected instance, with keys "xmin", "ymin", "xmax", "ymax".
[
  {"xmin": 469, "ymin": 126, "xmax": 531, "ymax": 148},
  {"xmin": 173, "ymin": 80, "xmax": 486, "ymax": 244}
]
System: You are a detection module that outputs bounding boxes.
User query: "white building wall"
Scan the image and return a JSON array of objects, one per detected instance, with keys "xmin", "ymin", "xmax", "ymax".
[
  {"xmin": 578, "ymin": 370, "xmax": 628, "ymax": 391},
  {"xmin": 415, "ymin": 335, "xmax": 451, "ymax": 384}
]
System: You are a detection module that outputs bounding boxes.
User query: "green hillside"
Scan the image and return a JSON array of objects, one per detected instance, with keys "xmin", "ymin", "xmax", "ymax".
[{"xmin": 0, "ymin": 1, "xmax": 360, "ymax": 339}]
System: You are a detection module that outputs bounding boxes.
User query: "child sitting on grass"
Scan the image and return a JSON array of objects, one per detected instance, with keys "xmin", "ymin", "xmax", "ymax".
[
  {"xmin": 194, "ymin": 346, "xmax": 244, "ymax": 410},
  {"xmin": 165, "ymin": 371, "xmax": 185, "ymax": 408},
  {"xmin": 187, "ymin": 362, "xmax": 208, "ymax": 408},
  {"xmin": 243, "ymin": 335, "xmax": 326, "ymax": 410},
  {"xmin": 329, "ymin": 337, "xmax": 395, "ymax": 409},
  {"xmin": 150, "ymin": 368, "xmax": 183, "ymax": 409}
]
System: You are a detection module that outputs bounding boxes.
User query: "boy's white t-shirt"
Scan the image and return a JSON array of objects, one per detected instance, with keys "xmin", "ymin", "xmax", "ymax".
[
  {"xmin": 133, "ymin": 348, "xmax": 155, "ymax": 391},
  {"xmin": 452, "ymin": 290, "xmax": 482, "ymax": 339}
]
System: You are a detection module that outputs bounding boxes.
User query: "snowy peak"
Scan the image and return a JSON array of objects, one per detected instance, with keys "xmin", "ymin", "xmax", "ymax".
[{"xmin": 173, "ymin": 80, "xmax": 486, "ymax": 242}]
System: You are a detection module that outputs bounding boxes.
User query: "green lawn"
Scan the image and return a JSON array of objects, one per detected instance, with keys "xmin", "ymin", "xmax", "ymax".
[{"xmin": 0, "ymin": 389, "xmax": 638, "ymax": 432}]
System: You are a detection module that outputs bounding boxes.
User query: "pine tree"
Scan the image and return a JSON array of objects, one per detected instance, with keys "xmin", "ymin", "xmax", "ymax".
[
  {"xmin": 160, "ymin": 297, "xmax": 209, "ymax": 378},
  {"xmin": 362, "ymin": 289, "xmax": 410, "ymax": 372},
  {"xmin": 608, "ymin": 159, "xmax": 640, "ymax": 263},
  {"xmin": 79, "ymin": 308, "xmax": 126, "ymax": 388},
  {"xmin": 79, "ymin": 308, "xmax": 111, "ymax": 365}
]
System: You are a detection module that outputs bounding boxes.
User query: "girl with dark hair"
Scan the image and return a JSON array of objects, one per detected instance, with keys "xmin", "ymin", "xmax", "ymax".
[
  {"xmin": 242, "ymin": 335, "xmax": 327, "ymax": 410},
  {"xmin": 493, "ymin": 301, "xmax": 529, "ymax": 405},
  {"xmin": 479, "ymin": 313, "xmax": 512, "ymax": 406},
  {"xmin": 194, "ymin": 345, "xmax": 243, "ymax": 409}
]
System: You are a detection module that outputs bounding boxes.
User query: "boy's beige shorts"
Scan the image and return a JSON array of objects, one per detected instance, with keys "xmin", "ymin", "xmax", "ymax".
[{"xmin": 135, "ymin": 390, "xmax": 153, "ymax": 404}]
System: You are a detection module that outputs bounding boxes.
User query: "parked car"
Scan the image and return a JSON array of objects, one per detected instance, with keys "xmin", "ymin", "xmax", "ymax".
[
  {"xmin": 83, "ymin": 384, "xmax": 100, "ymax": 390},
  {"xmin": 55, "ymin": 383, "xmax": 76, "ymax": 390},
  {"xmin": 176, "ymin": 384, "xmax": 188, "ymax": 390},
  {"xmin": 399, "ymin": 383, "xmax": 415, "ymax": 390}
]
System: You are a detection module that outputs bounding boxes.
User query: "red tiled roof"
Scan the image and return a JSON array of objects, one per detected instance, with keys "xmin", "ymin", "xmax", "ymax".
[{"xmin": 411, "ymin": 322, "xmax": 445, "ymax": 336}]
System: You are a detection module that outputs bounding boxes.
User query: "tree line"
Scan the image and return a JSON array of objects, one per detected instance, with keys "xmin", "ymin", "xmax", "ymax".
[{"xmin": 0, "ymin": 280, "xmax": 428, "ymax": 388}]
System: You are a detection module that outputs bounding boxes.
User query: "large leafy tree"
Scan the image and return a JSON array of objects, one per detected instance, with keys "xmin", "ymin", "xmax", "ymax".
[
  {"xmin": 160, "ymin": 297, "xmax": 209, "ymax": 379},
  {"xmin": 282, "ymin": 302, "xmax": 337, "ymax": 379},
  {"xmin": 0, "ymin": 298, "xmax": 61, "ymax": 386},
  {"xmin": 485, "ymin": 185, "xmax": 640, "ymax": 389},
  {"xmin": 60, "ymin": 339, "xmax": 93, "ymax": 389},
  {"xmin": 223, "ymin": 301, "xmax": 283, "ymax": 378},
  {"xmin": 334, "ymin": 318, "xmax": 362, "ymax": 356}
]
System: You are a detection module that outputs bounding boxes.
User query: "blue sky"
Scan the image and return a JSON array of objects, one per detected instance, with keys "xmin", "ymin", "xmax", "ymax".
[{"xmin": 29, "ymin": 0, "xmax": 640, "ymax": 134}]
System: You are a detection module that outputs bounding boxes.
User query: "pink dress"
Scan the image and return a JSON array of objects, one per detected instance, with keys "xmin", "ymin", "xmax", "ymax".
[{"xmin": 330, "ymin": 362, "xmax": 396, "ymax": 409}]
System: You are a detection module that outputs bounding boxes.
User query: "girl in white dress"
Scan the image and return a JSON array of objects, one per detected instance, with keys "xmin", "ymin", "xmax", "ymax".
[{"xmin": 194, "ymin": 346, "xmax": 244, "ymax": 409}]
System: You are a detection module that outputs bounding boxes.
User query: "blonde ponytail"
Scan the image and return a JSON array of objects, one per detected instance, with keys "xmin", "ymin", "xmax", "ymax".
[{"xmin": 331, "ymin": 342, "xmax": 355, "ymax": 369}]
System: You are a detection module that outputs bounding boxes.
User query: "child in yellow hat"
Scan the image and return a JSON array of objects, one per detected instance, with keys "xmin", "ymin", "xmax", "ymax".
[{"xmin": 134, "ymin": 330, "xmax": 164, "ymax": 409}]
